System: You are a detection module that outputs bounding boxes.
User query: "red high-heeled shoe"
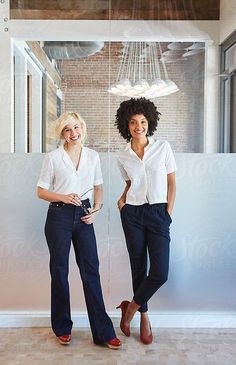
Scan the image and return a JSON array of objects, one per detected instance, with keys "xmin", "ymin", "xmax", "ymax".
[
  {"xmin": 57, "ymin": 334, "xmax": 71, "ymax": 345},
  {"xmin": 140, "ymin": 322, "xmax": 153, "ymax": 345},
  {"xmin": 116, "ymin": 300, "xmax": 130, "ymax": 337},
  {"xmin": 105, "ymin": 337, "xmax": 122, "ymax": 349}
]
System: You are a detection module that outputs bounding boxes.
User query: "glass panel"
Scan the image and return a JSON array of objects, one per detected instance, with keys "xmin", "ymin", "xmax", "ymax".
[
  {"xmin": 220, "ymin": 31, "xmax": 236, "ymax": 152},
  {"xmin": 230, "ymin": 72, "xmax": 236, "ymax": 152},
  {"xmin": 13, "ymin": 40, "xmax": 205, "ymax": 153},
  {"xmin": 1, "ymin": 0, "xmax": 235, "ymax": 326},
  {"xmin": 224, "ymin": 42, "xmax": 236, "ymax": 72}
]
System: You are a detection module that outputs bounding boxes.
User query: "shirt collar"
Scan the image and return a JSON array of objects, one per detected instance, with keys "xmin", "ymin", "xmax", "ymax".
[
  {"xmin": 60, "ymin": 145, "xmax": 72, "ymax": 166},
  {"xmin": 125, "ymin": 136, "xmax": 155, "ymax": 151},
  {"xmin": 59, "ymin": 145, "xmax": 68, "ymax": 160},
  {"xmin": 59, "ymin": 145, "xmax": 78, "ymax": 172}
]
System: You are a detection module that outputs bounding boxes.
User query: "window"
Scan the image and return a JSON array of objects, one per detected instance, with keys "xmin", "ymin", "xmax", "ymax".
[{"xmin": 220, "ymin": 30, "xmax": 236, "ymax": 152}]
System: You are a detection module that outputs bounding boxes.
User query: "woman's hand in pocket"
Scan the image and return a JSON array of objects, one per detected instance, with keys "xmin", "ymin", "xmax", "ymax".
[{"xmin": 117, "ymin": 199, "xmax": 125, "ymax": 211}]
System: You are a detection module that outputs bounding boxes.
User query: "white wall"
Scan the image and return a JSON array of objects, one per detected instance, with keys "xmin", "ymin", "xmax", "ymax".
[
  {"xmin": 0, "ymin": 153, "xmax": 236, "ymax": 327},
  {"xmin": 220, "ymin": 0, "xmax": 236, "ymax": 43}
]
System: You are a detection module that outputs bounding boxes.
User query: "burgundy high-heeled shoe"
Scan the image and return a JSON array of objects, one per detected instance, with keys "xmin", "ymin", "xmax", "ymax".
[
  {"xmin": 140, "ymin": 322, "xmax": 153, "ymax": 345},
  {"xmin": 116, "ymin": 300, "xmax": 130, "ymax": 337}
]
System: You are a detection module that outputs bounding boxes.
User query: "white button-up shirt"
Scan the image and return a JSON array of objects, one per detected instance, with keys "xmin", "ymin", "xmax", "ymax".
[
  {"xmin": 117, "ymin": 138, "xmax": 177, "ymax": 205},
  {"xmin": 37, "ymin": 146, "xmax": 103, "ymax": 200}
]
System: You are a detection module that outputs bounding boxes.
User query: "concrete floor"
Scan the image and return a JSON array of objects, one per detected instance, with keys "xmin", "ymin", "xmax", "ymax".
[{"xmin": 1, "ymin": 327, "xmax": 236, "ymax": 365}]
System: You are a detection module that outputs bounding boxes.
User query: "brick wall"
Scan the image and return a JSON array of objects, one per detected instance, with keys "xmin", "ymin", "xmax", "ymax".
[{"xmin": 57, "ymin": 42, "xmax": 204, "ymax": 153}]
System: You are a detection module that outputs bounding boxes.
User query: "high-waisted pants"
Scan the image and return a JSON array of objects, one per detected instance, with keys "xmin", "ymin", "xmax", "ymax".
[
  {"xmin": 120, "ymin": 203, "xmax": 172, "ymax": 313},
  {"xmin": 44, "ymin": 200, "xmax": 116, "ymax": 344}
]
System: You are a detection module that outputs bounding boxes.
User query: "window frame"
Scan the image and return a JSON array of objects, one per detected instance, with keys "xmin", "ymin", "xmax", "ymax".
[{"xmin": 220, "ymin": 30, "xmax": 236, "ymax": 153}]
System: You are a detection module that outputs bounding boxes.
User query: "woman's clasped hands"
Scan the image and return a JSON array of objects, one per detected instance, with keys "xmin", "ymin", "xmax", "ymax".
[
  {"xmin": 61, "ymin": 193, "xmax": 98, "ymax": 224},
  {"xmin": 62, "ymin": 192, "xmax": 82, "ymax": 206}
]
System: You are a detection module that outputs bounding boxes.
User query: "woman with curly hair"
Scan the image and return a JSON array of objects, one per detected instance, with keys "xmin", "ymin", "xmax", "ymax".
[{"xmin": 115, "ymin": 98, "xmax": 177, "ymax": 344}]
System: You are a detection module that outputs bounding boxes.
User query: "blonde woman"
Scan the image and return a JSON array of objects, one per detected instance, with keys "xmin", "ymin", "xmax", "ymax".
[{"xmin": 37, "ymin": 112, "xmax": 121, "ymax": 349}]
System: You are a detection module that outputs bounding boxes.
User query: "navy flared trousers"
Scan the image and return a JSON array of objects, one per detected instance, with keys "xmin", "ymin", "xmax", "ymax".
[{"xmin": 44, "ymin": 200, "xmax": 116, "ymax": 344}]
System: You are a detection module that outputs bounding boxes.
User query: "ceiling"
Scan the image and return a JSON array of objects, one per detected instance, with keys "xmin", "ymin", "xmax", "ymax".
[{"xmin": 10, "ymin": 0, "xmax": 220, "ymax": 20}]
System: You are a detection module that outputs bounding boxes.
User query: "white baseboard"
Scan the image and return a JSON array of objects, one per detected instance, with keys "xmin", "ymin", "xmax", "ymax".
[{"xmin": 1, "ymin": 311, "xmax": 236, "ymax": 328}]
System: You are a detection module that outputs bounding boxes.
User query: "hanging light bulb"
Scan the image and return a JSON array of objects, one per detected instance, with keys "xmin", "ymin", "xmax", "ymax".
[
  {"xmin": 133, "ymin": 79, "xmax": 149, "ymax": 91},
  {"xmin": 108, "ymin": 41, "xmax": 179, "ymax": 99},
  {"xmin": 154, "ymin": 80, "xmax": 179, "ymax": 98},
  {"xmin": 116, "ymin": 78, "xmax": 132, "ymax": 90},
  {"xmin": 107, "ymin": 86, "xmax": 123, "ymax": 95},
  {"xmin": 150, "ymin": 78, "xmax": 166, "ymax": 92}
]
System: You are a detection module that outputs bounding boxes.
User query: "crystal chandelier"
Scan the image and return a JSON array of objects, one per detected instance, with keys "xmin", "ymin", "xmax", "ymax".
[{"xmin": 108, "ymin": 42, "xmax": 179, "ymax": 99}]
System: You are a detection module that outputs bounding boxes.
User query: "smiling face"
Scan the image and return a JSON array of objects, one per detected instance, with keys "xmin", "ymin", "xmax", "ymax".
[
  {"xmin": 61, "ymin": 118, "xmax": 84, "ymax": 146},
  {"xmin": 128, "ymin": 114, "xmax": 149, "ymax": 140}
]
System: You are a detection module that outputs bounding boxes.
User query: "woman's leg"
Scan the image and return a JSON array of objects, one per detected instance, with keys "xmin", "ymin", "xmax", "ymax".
[
  {"xmin": 120, "ymin": 205, "xmax": 148, "ymax": 314},
  {"xmin": 119, "ymin": 204, "xmax": 151, "ymax": 332},
  {"xmin": 45, "ymin": 205, "xmax": 73, "ymax": 336},
  {"xmin": 72, "ymin": 207, "xmax": 116, "ymax": 344},
  {"xmin": 133, "ymin": 203, "xmax": 171, "ymax": 306},
  {"xmin": 137, "ymin": 205, "xmax": 170, "ymax": 344},
  {"xmin": 120, "ymin": 203, "xmax": 170, "ymax": 334},
  {"xmin": 140, "ymin": 311, "xmax": 152, "ymax": 343}
]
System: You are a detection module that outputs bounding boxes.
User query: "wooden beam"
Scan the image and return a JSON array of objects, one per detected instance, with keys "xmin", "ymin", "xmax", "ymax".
[
  {"xmin": 26, "ymin": 41, "xmax": 61, "ymax": 88},
  {"xmin": 10, "ymin": 0, "xmax": 220, "ymax": 20}
]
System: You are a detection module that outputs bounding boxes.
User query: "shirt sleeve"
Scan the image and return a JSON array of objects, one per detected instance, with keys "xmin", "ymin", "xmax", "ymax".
[
  {"xmin": 165, "ymin": 141, "xmax": 177, "ymax": 174},
  {"xmin": 37, "ymin": 153, "xmax": 54, "ymax": 190},
  {"xmin": 93, "ymin": 153, "xmax": 103, "ymax": 186},
  {"xmin": 117, "ymin": 158, "xmax": 130, "ymax": 181}
]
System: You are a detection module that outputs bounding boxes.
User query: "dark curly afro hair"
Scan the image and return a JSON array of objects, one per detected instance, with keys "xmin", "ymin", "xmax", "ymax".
[{"xmin": 115, "ymin": 97, "xmax": 161, "ymax": 141}]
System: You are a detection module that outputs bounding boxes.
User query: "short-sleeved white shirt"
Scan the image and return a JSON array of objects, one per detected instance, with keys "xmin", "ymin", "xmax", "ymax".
[
  {"xmin": 37, "ymin": 146, "xmax": 103, "ymax": 200},
  {"xmin": 117, "ymin": 138, "xmax": 177, "ymax": 205}
]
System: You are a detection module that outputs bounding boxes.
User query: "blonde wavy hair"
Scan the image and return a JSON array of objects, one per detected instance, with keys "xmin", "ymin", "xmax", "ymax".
[{"xmin": 54, "ymin": 112, "xmax": 87, "ymax": 144}]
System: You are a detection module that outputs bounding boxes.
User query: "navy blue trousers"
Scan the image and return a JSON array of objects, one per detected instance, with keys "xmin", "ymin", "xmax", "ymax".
[
  {"xmin": 44, "ymin": 200, "xmax": 116, "ymax": 344},
  {"xmin": 120, "ymin": 203, "xmax": 171, "ymax": 313}
]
